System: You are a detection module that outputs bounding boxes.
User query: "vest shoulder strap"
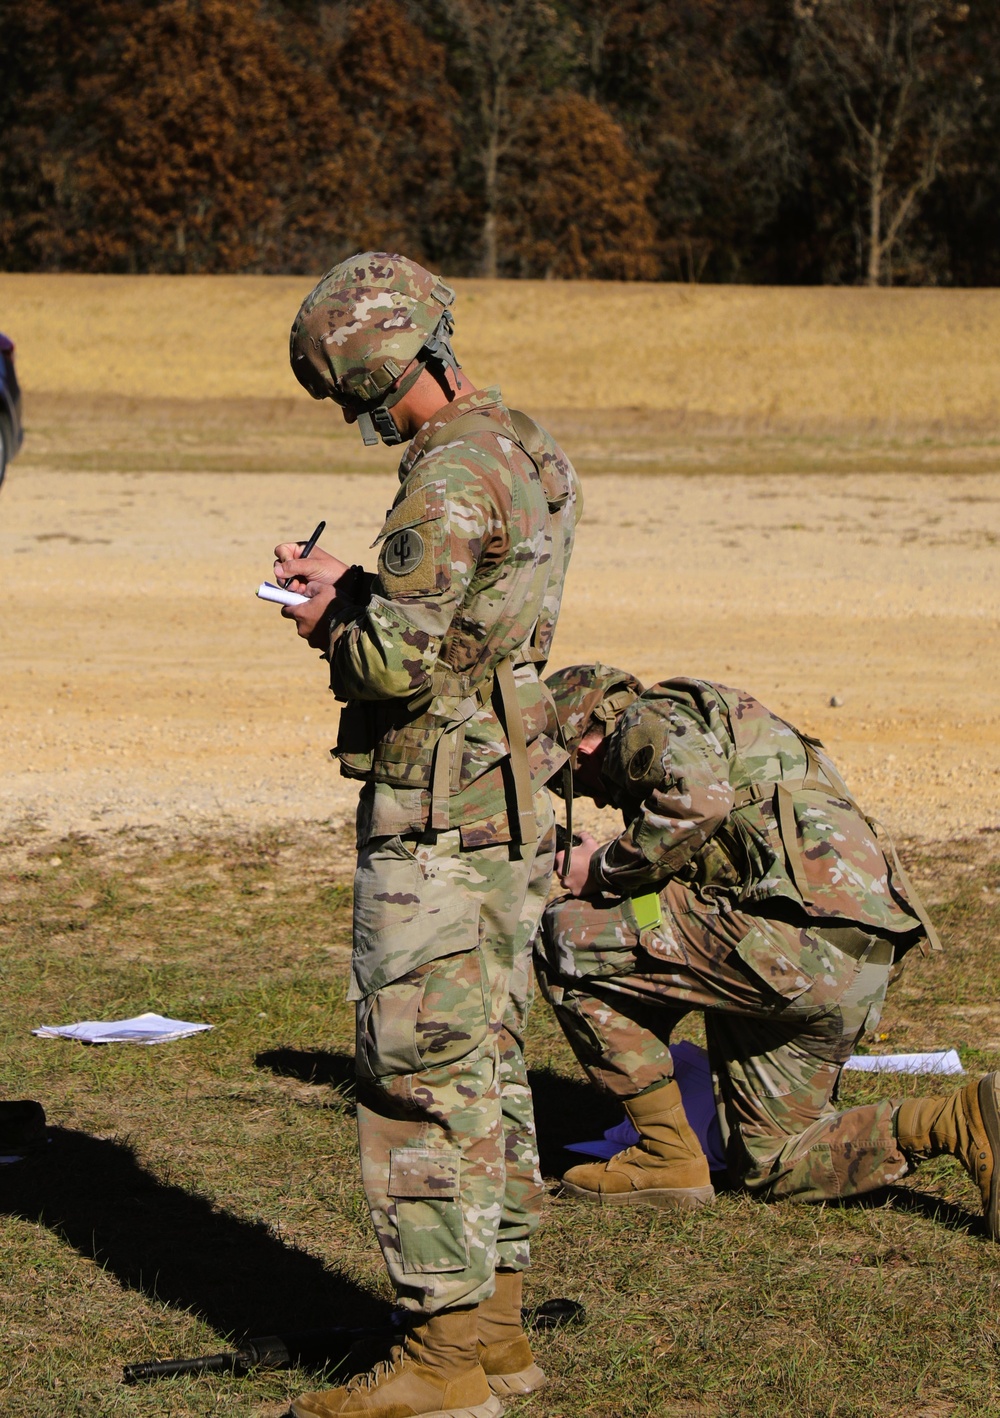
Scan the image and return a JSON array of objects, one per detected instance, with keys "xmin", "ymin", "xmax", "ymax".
[{"xmin": 422, "ymin": 409, "xmax": 533, "ymax": 462}]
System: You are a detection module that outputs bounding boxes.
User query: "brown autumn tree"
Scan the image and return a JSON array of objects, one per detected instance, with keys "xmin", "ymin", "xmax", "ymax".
[
  {"xmin": 76, "ymin": 0, "xmax": 356, "ymax": 272},
  {"xmin": 414, "ymin": 0, "xmax": 575, "ymax": 276},
  {"xmin": 0, "ymin": 0, "xmax": 361, "ymax": 272},
  {"xmin": 499, "ymin": 91, "xmax": 658, "ymax": 278},
  {"xmin": 591, "ymin": 0, "xmax": 800, "ymax": 283},
  {"xmin": 0, "ymin": 0, "xmax": 130, "ymax": 270},
  {"xmin": 793, "ymin": 0, "xmax": 977, "ymax": 285},
  {"xmin": 325, "ymin": 0, "xmax": 465, "ymax": 265}
]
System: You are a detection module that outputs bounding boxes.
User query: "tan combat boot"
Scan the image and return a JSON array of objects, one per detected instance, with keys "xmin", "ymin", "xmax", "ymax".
[
  {"xmin": 560, "ymin": 1079, "xmax": 716, "ymax": 1211},
  {"xmin": 476, "ymin": 1269, "xmax": 546, "ymax": 1397},
  {"xmin": 895, "ymin": 1073, "xmax": 1000, "ymax": 1238},
  {"xmin": 290, "ymin": 1308, "xmax": 501, "ymax": 1418}
]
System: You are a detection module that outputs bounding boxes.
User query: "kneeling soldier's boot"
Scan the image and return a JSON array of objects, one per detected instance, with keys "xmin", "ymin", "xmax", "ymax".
[
  {"xmin": 476, "ymin": 1269, "xmax": 546, "ymax": 1396},
  {"xmin": 290, "ymin": 1307, "xmax": 501, "ymax": 1418},
  {"xmin": 561, "ymin": 1079, "xmax": 715, "ymax": 1211},
  {"xmin": 895, "ymin": 1073, "xmax": 1000, "ymax": 1239}
]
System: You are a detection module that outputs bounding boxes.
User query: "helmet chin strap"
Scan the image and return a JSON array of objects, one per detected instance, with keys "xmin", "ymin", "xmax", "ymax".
[
  {"xmin": 352, "ymin": 311, "xmax": 461, "ymax": 447},
  {"xmin": 372, "ymin": 405, "xmax": 406, "ymax": 445},
  {"xmin": 421, "ymin": 310, "xmax": 461, "ymax": 402},
  {"xmin": 354, "ymin": 403, "xmax": 404, "ymax": 447}
]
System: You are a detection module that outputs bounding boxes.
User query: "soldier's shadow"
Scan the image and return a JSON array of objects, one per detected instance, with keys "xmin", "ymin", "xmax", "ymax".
[
  {"xmin": 838, "ymin": 1183, "xmax": 982, "ymax": 1235},
  {"xmin": 255, "ymin": 1048, "xmax": 621, "ymax": 1181},
  {"xmin": 257, "ymin": 1047, "xmax": 357, "ymax": 1112},
  {"xmin": 527, "ymin": 1067, "xmax": 623, "ymax": 1178},
  {"xmin": 0, "ymin": 1127, "xmax": 389, "ymax": 1341}
]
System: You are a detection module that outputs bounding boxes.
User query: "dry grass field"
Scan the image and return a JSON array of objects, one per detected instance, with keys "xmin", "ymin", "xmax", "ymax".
[
  {"xmin": 1, "ymin": 275, "xmax": 999, "ymax": 1416},
  {"xmin": 7, "ymin": 273, "xmax": 1000, "ymax": 429}
]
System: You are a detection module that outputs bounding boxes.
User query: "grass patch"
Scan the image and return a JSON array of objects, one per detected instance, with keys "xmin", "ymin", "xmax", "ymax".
[
  {"xmin": 2, "ymin": 826, "xmax": 999, "ymax": 1415},
  {"xmin": 17, "ymin": 395, "xmax": 1000, "ymax": 479}
]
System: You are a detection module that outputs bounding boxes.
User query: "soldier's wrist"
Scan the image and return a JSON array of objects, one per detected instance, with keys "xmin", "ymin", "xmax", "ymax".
[
  {"xmin": 586, "ymin": 846, "xmax": 611, "ymax": 893},
  {"xmin": 334, "ymin": 564, "xmax": 370, "ymax": 604}
]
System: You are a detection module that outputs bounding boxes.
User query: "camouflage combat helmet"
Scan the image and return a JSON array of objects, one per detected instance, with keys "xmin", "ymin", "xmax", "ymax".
[
  {"xmin": 544, "ymin": 664, "xmax": 645, "ymax": 767},
  {"xmin": 289, "ymin": 251, "xmax": 459, "ymax": 446}
]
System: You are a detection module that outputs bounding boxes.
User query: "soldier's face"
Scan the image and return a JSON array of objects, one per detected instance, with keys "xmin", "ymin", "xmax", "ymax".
[{"xmin": 575, "ymin": 731, "xmax": 610, "ymax": 807}]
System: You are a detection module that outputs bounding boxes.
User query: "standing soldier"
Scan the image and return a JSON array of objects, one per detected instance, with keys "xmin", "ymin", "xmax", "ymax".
[
  {"xmin": 274, "ymin": 253, "xmax": 581, "ymax": 1418},
  {"xmin": 535, "ymin": 667, "xmax": 1000, "ymax": 1232}
]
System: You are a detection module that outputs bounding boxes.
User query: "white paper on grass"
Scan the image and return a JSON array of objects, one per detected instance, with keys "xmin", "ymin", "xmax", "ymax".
[
  {"xmin": 844, "ymin": 1049, "xmax": 964, "ymax": 1075},
  {"xmin": 33, "ymin": 1012, "xmax": 212, "ymax": 1045}
]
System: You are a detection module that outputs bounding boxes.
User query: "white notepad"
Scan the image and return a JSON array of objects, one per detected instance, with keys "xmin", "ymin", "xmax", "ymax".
[{"xmin": 256, "ymin": 580, "xmax": 309, "ymax": 607}]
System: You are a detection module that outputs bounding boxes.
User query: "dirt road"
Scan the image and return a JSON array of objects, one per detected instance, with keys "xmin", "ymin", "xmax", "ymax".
[{"xmin": 2, "ymin": 449, "xmax": 996, "ymax": 846}]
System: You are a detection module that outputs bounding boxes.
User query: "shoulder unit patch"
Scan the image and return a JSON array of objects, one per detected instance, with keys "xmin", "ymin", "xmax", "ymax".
[{"xmin": 383, "ymin": 528, "xmax": 425, "ymax": 576}]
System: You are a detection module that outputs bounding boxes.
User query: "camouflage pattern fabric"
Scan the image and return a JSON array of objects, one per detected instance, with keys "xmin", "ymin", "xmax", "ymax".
[
  {"xmin": 511, "ymin": 411, "xmax": 582, "ymax": 668},
  {"xmin": 330, "ymin": 386, "xmax": 581, "ymax": 845},
  {"xmin": 587, "ymin": 677, "xmax": 924, "ymax": 936},
  {"xmin": 354, "ymin": 793, "xmax": 554, "ymax": 1311},
  {"xmin": 289, "ymin": 251, "xmax": 454, "ymax": 408},
  {"xmin": 543, "ymin": 663, "xmax": 644, "ymax": 762},
  {"xmin": 288, "ymin": 259, "xmax": 579, "ymax": 1317},
  {"xmin": 536, "ymin": 879, "xmax": 909, "ymax": 1200}
]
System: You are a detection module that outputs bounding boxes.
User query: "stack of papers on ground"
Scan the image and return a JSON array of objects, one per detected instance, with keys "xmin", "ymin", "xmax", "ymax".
[
  {"xmin": 33, "ymin": 1012, "xmax": 212, "ymax": 1045},
  {"xmin": 844, "ymin": 1049, "xmax": 964, "ymax": 1075}
]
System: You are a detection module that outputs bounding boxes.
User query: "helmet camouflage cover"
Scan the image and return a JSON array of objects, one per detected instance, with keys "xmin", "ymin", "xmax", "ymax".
[
  {"xmin": 289, "ymin": 251, "xmax": 458, "ymax": 444},
  {"xmin": 544, "ymin": 664, "xmax": 645, "ymax": 765}
]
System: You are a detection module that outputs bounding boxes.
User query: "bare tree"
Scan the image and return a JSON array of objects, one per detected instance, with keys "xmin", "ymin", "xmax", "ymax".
[
  {"xmin": 794, "ymin": 0, "xmax": 972, "ymax": 284},
  {"xmin": 421, "ymin": 0, "xmax": 569, "ymax": 276},
  {"xmin": 557, "ymin": 0, "xmax": 635, "ymax": 101}
]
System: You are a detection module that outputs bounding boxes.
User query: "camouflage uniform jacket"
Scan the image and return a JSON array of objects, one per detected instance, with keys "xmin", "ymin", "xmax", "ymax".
[
  {"xmin": 592, "ymin": 678, "xmax": 923, "ymax": 936},
  {"xmin": 328, "ymin": 387, "xmax": 581, "ymax": 847}
]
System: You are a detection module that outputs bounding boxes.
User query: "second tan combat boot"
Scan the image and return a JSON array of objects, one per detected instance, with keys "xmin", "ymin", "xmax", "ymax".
[
  {"xmin": 290, "ymin": 1308, "xmax": 501, "ymax": 1418},
  {"xmin": 895, "ymin": 1073, "xmax": 1000, "ymax": 1239},
  {"xmin": 560, "ymin": 1079, "xmax": 716, "ymax": 1211},
  {"xmin": 476, "ymin": 1269, "xmax": 546, "ymax": 1397}
]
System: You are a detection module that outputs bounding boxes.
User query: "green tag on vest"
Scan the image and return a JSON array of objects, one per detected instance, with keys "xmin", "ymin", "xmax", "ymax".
[{"xmin": 631, "ymin": 892, "xmax": 662, "ymax": 931}]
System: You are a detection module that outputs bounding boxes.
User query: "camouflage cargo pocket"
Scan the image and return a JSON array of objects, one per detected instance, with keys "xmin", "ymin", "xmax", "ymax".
[
  {"xmin": 734, "ymin": 916, "xmax": 859, "ymax": 1007},
  {"xmin": 350, "ymin": 834, "xmax": 470, "ymax": 1002},
  {"xmin": 388, "ymin": 1147, "xmax": 469, "ymax": 1274},
  {"xmin": 356, "ymin": 942, "xmax": 490, "ymax": 1080},
  {"xmin": 542, "ymin": 894, "xmax": 640, "ymax": 981}
]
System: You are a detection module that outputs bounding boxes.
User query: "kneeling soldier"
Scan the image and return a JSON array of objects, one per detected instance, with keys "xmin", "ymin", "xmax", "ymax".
[{"xmin": 536, "ymin": 666, "xmax": 1000, "ymax": 1232}]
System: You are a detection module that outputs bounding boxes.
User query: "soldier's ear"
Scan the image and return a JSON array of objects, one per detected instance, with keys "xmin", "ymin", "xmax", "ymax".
[{"xmin": 577, "ymin": 728, "xmax": 606, "ymax": 760}]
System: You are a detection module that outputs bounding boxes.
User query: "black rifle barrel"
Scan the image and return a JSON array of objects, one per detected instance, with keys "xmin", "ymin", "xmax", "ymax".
[
  {"xmin": 124, "ymin": 1349, "xmax": 258, "ymax": 1382},
  {"xmin": 123, "ymin": 1299, "xmax": 585, "ymax": 1384}
]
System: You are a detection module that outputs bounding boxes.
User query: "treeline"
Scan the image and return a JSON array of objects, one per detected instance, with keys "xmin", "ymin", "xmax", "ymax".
[{"xmin": 3, "ymin": 0, "xmax": 999, "ymax": 285}]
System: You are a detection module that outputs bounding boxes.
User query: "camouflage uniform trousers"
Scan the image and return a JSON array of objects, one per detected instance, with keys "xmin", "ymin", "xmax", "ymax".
[
  {"xmin": 535, "ymin": 879, "xmax": 912, "ymax": 1202},
  {"xmin": 350, "ymin": 790, "xmax": 555, "ymax": 1314}
]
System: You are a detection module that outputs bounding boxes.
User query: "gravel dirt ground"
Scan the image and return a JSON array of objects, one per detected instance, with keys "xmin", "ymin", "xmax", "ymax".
[
  {"xmin": 2, "ymin": 425, "xmax": 997, "ymax": 848},
  {"xmin": 2, "ymin": 274, "xmax": 997, "ymax": 852}
]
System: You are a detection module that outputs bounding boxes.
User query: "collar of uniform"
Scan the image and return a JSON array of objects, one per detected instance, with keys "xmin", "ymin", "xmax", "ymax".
[{"xmin": 397, "ymin": 386, "xmax": 506, "ymax": 481}]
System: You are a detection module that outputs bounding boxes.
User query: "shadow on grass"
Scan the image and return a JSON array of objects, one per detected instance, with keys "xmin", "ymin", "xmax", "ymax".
[
  {"xmin": 0, "ymin": 1127, "xmax": 389, "ymax": 1343},
  {"xmin": 257, "ymin": 1048, "xmax": 356, "ymax": 1100},
  {"xmin": 527, "ymin": 1067, "xmax": 623, "ymax": 1179},
  {"xmin": 839, "ymin": 1183, "xmax": 983, "ymax": 1235},
  {"xmin": 255, "ymin": 1049, "xmax": 622, "ymax": 1182}
]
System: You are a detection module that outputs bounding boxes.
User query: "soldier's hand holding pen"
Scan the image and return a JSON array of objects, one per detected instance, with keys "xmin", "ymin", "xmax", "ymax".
[{"xmin": 273, "ymin": 529, "xmax": 351, "ymax": 646}]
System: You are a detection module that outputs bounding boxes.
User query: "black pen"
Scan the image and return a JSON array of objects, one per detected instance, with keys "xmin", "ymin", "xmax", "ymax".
[{"xmin": 280, "ymin": 519, "xmax": 326, "ymax": 588}]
